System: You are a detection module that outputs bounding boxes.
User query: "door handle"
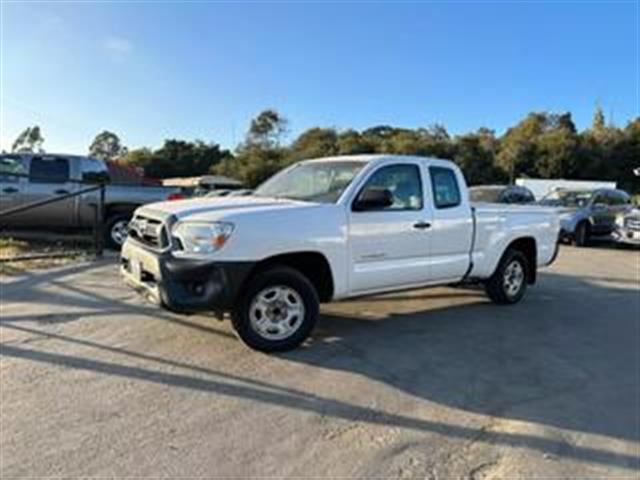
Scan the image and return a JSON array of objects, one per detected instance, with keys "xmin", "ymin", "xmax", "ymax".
[
  {"xmin": 413, "ymin": 221, "xmax": 432, "ymax": 230},
  {"xmin": 2, "ymin": 187, "xmax": 18, "ymax": 194},
  {"xmin": 54, "ymin": 189, "xmax": 69, "ymax": 195}
]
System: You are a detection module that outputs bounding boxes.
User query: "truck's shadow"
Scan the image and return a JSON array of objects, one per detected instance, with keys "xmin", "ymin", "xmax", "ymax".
[
  {"xmin": 285, "ymin": 271, "xmax": 639, "ymax": 445},
  {"xmin": 1, "ymin": 260, "xmax": 638, "ymax": 470}
]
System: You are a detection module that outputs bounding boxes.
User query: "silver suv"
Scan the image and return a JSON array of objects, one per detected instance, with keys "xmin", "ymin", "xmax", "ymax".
[{"xmin": 539, "ymin": 188, "xmax": 632, "ymax": 246}]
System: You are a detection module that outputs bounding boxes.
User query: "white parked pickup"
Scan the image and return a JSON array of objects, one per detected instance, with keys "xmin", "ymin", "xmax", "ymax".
[{"xmin": 121, "ymin": 155, "xmax": 560, "ymax": 351}]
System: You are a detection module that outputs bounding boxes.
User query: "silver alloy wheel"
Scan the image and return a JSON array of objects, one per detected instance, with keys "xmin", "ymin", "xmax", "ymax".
[
  {"xmin": 249, "ymin": 285, "xmax": 306, "ymax": 341},
  {"xmin": 503, "ymin": 260, "xmax": 525, "ymax": 297},
  {"xmin": 110, "ymin": 220, "xmax": 129, "ymax": 246}
]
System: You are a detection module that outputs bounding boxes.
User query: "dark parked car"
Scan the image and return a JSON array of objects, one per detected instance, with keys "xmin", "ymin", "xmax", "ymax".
[
  {"xmin": 0, "ymin": 153, "xmax": 182, "ymax": 248},
  {"xmin": 539, "ymin": 188, "xmax": 633, "ymax": 246},
  {"xmin": 469, "ymin": 185, "xmax": 536, "ymax": 204}
]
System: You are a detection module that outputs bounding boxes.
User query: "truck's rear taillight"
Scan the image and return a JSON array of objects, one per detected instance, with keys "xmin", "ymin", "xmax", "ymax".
[{"xmin": 167, "ymin": 193, "xmax": 185, "ymax": 201}]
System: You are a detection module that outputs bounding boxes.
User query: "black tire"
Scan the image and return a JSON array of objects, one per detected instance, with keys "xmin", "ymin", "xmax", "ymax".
[
  {"xmin": 484, "ymin": 249, "xmax": 529, "ymax": 305},
  {"xmin": 574, "ymin": 221, "xmax": 590, "ymax": 247},
  {"xmin": 104, "ymin": 214, "xmax": 131, "ymax": 250},
  {"xmin": 231, "ymin": 266, "xmax": 319, "ymax": 352}
]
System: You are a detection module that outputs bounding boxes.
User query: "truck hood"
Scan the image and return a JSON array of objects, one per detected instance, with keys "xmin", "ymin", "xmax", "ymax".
[{"xmin": 137, "ymin": 195, "xmax": 318, "ymax": 221}]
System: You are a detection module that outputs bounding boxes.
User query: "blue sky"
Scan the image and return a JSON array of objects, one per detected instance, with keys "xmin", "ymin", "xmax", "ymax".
[{"xmin": 1, "ymin": 1, "xmax": 638, "ymax": 154}]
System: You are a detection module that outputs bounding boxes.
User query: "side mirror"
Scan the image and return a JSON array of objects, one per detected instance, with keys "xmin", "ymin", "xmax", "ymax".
[{"xmin": 353, "ymin": 187, "xmax": 394, "ymax": 211}]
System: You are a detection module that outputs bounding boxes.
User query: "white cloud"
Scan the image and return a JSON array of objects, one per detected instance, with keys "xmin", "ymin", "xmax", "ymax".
[{"xmin": 103, "ymin": 36, "xmax": 133, "ymax": 56}]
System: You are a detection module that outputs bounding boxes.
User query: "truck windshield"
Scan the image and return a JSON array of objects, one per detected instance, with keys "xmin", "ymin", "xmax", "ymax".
[
  {"xmin": 539, "ymin": 190, "xmax": 594, "ymax": 208},
  {"xmin": 254, "ymin": 161, "xmax": 366, "ymax": 203}
]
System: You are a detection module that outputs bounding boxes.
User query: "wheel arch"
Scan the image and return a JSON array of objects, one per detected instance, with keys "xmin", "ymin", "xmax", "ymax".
[
  {"xmin": 242, "ymin": 251, "xmax": 335, "ymax": 302},
  {"xmin": 503, "ymin": 237, "xmax": 537, "ymax": 284},
  {"xmin": 105, "ymin": 203, "xmax": 139, "ymax": 220}
]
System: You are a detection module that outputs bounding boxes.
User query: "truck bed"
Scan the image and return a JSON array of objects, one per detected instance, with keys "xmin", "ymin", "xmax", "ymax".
[{"xmin": 470, "ymin": 202, "xmax": 560, "ymax": 278}]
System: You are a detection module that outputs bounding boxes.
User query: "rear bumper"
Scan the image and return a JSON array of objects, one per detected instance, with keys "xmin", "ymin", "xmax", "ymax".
[{"xmin": 120, "ymin": 240, "xmax": 254, "ymax": 313}]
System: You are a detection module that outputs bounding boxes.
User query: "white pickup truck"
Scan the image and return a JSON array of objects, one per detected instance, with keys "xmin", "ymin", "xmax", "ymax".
[{"xmin": 121, "ymin": 155, "xmax": 560, "ymax": 351}]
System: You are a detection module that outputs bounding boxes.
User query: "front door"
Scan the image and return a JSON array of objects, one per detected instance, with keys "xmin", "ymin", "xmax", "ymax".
[
  {"xmin": 0, "ymin": 155, "xmax": 27, "ymax": 226},
  {"xmin": 348, "ymin": 162, "xmax": 432, "ymax": 294},
  {"xmin": 590, "ymin": 191, "xmax": 617, "ymax": 235}
]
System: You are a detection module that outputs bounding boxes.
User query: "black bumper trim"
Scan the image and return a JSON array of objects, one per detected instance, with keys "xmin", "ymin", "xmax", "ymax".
[{"xmin": 123, "ymin": 250, "xmax": 254, "ymax": 313}]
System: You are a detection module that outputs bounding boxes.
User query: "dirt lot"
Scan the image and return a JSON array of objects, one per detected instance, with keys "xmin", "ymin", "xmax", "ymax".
[{"xmin": 1, "ymin": 246, "xmax": 638, "ymax": 478}]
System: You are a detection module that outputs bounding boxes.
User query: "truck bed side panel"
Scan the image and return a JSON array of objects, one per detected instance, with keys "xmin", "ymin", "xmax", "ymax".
[{"xmin": 470, "ymin": 204, "xmax": 559, "ymax": 278}]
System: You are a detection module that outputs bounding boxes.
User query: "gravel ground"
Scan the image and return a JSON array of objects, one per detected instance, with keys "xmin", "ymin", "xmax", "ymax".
[{"xmin": 1, "ymin": 245, "xmax": 638, "ymax": 478}]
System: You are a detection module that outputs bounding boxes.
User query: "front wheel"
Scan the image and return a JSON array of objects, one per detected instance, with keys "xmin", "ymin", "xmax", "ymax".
[
  {"xmin": 231, "ymin": 267, "xmax": 319, "ymax": 352},
  {"xmin": 574, "ymin": 221, "xmax": 590, "ymax": 247},
  {"xmin": 105, "ymin": 214, "xmax": 131, "ymax": 250},
  {"xmin": 484, "ymin": 249, "xmax": 529, "ymax": 305}
]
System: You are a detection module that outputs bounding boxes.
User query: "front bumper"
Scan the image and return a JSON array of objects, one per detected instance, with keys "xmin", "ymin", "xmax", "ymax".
[
  {"xmin": 612, "ymin": 228, "xmax": 640, "ymax": 246},
  {"xmin": 120, "ymin": 239, "xmax": 254, "ymax": 313}
]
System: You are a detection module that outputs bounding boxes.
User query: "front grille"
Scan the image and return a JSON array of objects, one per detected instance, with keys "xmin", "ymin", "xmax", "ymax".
[
  {"xmin": 625, "ymin": 218, "xmax": 640, "ymax": 231},
  {"xmin": 128, "ymin": 214, "xmax": 169, "ymax": 249}
]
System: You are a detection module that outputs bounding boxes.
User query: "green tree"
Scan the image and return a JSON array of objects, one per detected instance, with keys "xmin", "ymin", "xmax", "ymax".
[
  {"xmin": 360, "ymin": 125, "xmax": 396, "ymax": 152},
  {"xmin": 416, "ymin": 124, "xmax": 454, "ymax": 159},
  {"xmin": 121, "ymin": 140, "xmax": 231, "ymax": 178},
  {"xmin": 288, "ymin": 127, "xmax": 338, "ymax": 161},
  {"xmin": 534, "ymin": 113, "xmax": 579, "ymax": 178},
  {"xmin": 382, "ymin": 129, "xmax": 427, "ymax": 155},
  {"xmin": 592, "ymin": 105, "xmax": 606, "ymax": 134},
  {"xmin": 453, "ymin": 128, "xmax": 505, "ymax": 185},
  {"xmin": 228, "ymin": 146, "xmax": 287, "ymax": 187},
  {"xmin": 246, "ymin": 109, "xmax": 288, "ymax": 147},
  {"xmin": 211, "ymin": 110, "xmax": 289, "ymax": 186},
  {"xmin": 122, "ymin": 107, "xmax": 640, "ymax": 195},
  {"xmin": 89, "ymin": 130, "xmax": 128, "ymax": 161},
  {"xmin": 336, "ymin": 129, "xmax": 374, "ymax": 155},
  {"xmin": 12, "ymin": 126, "xmax": 45, "ymax": 153},
  {"xmin": 609, "ymin": 118, "xmax": 640, "ymax": 192},
  {"xmin": 579, "ymin": 108, "xmax": 625, "ymax": 180},
  {"xmin": 119, "ymin": 148, "xmax": 154, "ymax": 169},
  {"xmin": 496, "ymin": 113, "xmax": 548, "ymax": 182}
]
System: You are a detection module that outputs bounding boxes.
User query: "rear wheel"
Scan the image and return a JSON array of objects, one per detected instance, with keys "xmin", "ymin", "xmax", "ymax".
[
  {"xmin": 485, "ymin": 249, "xmax": 529, "ymax": 305},
  {"xmin": 231, "ymin": 267, "xmax": 319, "ymax": 352},
  {"xmin": 574, "ymin": 221, "xmax": 590, "ymax": 247}
]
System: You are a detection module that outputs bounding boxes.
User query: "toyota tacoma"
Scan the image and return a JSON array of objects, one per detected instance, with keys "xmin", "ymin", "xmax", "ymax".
[{"xmin": 121, "ymin": 155, "xmax": 560, "ymax": 351}]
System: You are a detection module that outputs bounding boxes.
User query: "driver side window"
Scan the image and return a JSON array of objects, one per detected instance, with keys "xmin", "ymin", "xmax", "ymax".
[
  {"xmin": 592, "ymin": 193, "xmax": 609, "ymax": 206},
  {"xmin": 355, "ymin": 164, "xmax": 423, "ymax": 211}
]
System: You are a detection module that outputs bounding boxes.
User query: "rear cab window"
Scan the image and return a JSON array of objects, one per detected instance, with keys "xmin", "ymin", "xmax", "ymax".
[
  {"xmin": 429, "ymin": 166, "xmax": 461, "ymax": 208},
  {"xmin": 29, "ymin": 156, "xmax": 70, "ymax": 183},
  {"xmin": 81, "ymin": 157, "xmax": 110, "ymax": 183}
]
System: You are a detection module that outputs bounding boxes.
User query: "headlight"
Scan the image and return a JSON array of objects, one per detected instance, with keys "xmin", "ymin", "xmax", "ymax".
[
  {"xmin": 172, "ymin": 221, "xmax": 234, "ymax": 255},
  {"xmin": 615, "ymin": 216, "xmax": 625, "ymax": 227}
]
